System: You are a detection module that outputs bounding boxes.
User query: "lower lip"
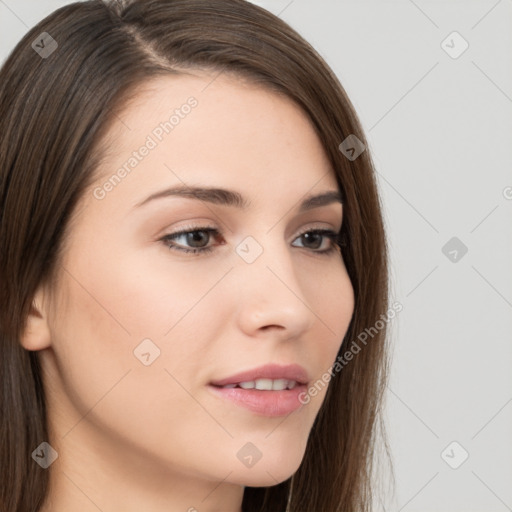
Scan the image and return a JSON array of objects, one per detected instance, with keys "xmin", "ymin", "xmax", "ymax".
[{"xmin": 208, "ymin": 384, "xmax": 307, "ymax": 417}]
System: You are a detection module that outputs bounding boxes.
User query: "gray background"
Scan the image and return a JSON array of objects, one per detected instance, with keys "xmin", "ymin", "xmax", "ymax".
[{"xmin": 1, "ymin": 0, "xmax": 511, "ymax": 510}]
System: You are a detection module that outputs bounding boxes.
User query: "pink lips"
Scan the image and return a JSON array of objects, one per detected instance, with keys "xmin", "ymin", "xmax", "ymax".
[{"xmin": 208, "ymin": 364, "xmax": 309, "ymax": 417}]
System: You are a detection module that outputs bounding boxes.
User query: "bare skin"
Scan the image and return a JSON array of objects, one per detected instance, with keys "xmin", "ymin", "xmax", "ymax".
[{"xmin": 23, "ymin": 71, "xmax": 355, "ymax": 512}]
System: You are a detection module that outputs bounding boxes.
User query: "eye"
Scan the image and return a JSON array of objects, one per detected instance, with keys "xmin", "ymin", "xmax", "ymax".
[
  {"xmin": 161, "ymin": 226, "xmax": 222, "ymax": 254},
  {"xmin": 160, "ymin": 226, "xmax": 344, "ymax": 256},
  {"xmin": 291, "ymin": 229, "xmax": 341, "ymax": 255}
]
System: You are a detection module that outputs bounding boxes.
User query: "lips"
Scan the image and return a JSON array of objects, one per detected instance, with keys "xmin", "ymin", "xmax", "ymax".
[
  {"xmin": 209, "ymin": 363, "xmax": 309, "ymax": 388},
  {"xmin": 208, "ymin": 364, "xmax": 310, "ymax": 417}
]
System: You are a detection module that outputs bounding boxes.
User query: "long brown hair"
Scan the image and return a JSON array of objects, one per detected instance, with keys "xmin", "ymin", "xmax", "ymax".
[{"xmin": 0, "ymin": 1, "xmax": 390, "ymax": 510}]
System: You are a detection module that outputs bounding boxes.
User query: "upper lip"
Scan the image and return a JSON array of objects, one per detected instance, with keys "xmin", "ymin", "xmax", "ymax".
[{"xmin": 210, "ymin": 364, "xmax": 310, "ymax": 387}]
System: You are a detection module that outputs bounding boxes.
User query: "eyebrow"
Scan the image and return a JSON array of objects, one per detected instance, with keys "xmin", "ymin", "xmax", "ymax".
[{"xmin": 133, "ymin": 185, "xmax": 343, "ymax": 212}]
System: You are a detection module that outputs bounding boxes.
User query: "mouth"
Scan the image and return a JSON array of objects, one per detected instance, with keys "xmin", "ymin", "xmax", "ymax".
[
  {"xmin": 208, "ymin": 379, "xmax": 307, "ymax": 418},
  {"xmin": 208, "ymin": 364, "xmax": 310, "ymax": 417},
  {"xmin": 212, "ymin": 378, "xmax": 301, "ymax": 391}
]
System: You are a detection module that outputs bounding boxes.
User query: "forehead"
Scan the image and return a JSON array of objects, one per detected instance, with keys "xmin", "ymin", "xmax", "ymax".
[{"xmin": 88, "ymin": 71, "xmax": 338, "ymax": 209}]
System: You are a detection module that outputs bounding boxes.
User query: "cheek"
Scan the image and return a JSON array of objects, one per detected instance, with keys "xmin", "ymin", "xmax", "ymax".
[
  {"xmin": 303, "ymin": 254, "xmax": 354, "ymax": 338},
  {"xmin": 62, "ymin": 231, "xmax": 231, "ymax": 342},
  {"xmin": 47, "ymin": 259, "xmax": 229, "ymax": 464},
  {"xmin": 49, "ymin": 244, "xmax": 231, "ymax": 406},
  {"xmin": 298, "ymin": 258, "xmax": 355, "ymax": 402}
]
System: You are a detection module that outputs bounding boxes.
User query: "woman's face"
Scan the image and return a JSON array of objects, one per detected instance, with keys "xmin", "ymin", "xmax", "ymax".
[{"xmin": 38, "ymin": 72, "xmax": 354, "ymax": 491}]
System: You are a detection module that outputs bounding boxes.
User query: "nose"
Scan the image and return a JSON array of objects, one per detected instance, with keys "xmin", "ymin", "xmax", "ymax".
[{"xmin": 233, "ymin": 240, "xmax": 318, "ymax": 341}]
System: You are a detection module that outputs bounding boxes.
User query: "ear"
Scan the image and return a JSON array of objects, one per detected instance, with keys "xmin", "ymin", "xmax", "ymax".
[{"xmin": 19, "ymin": 285, "xmax": 52, "ymax": 351}]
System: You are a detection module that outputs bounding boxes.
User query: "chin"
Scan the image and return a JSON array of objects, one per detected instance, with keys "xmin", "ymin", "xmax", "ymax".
[
  {"xmin": 243, "ymin": 472, "xmax": 294, "ymax": 488},
  {"xmin": 229, "ymin": 452, "xmax": 304, "ymax": 488}
]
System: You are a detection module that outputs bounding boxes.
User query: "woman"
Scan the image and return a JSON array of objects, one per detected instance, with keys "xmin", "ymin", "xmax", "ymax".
[{"xmin": 0, "ymin": 1, "xmax": 390, "ymax": 510}]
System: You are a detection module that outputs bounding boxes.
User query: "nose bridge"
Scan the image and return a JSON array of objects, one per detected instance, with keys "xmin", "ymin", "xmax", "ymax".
[{"xmin": 233, "ymin": 232, "xmax": 316, "ymax": 336}]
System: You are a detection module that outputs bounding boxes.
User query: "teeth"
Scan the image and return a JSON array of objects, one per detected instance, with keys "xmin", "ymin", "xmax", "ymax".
[
  {"xmin": 270, "ymin": 379, "xmax": 288, "ymax": 391},
  {"xmin": 223, "ymin": 379, "xmax": 298, "ymax": 390}
]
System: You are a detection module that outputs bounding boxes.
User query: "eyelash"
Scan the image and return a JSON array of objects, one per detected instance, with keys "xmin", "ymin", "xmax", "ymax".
[{"xmin": 160, "ymin": 225, "xmax": 346, "ymax": 256}]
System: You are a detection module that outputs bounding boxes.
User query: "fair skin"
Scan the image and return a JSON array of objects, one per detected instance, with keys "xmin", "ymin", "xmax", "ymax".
[{"xmin": 22, "ymin": 72, "xmax": 355, "ymax": 512}]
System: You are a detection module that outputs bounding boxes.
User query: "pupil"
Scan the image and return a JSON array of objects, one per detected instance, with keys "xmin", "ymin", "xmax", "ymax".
[
  {"xmin": 303, "ymin": 232, "xmax": 321, "ymax": 249},
  {"xmin": 188, "ymin": 231, "xmax": 209, "ymax": 247}
]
